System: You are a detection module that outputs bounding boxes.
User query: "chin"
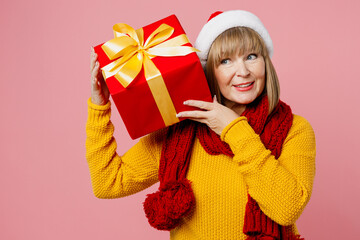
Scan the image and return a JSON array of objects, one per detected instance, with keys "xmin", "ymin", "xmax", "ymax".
[{"xmin": 232, "ymin": 95, "xmax": 258, "ymax": 105}]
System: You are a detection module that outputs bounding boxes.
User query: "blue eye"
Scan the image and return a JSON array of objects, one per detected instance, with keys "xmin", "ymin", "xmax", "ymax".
[
  {"xmin": 247, "ymin": 54, "xmax": 257, "ymax": 60},
  {"xmin": 220, "ymin": 59, "xmax": 230, "ymax": 64}
]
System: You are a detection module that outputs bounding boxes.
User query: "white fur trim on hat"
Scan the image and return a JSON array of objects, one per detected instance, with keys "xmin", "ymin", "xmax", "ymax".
[{"xmin": 195, "ymin": 10, "xmax": 273, "ymax": 68}]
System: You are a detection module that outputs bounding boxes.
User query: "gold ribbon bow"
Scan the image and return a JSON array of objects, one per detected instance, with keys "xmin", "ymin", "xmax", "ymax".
[{"xmin": 101, "ymin": 23, "xmax": 198, "ymax": 126}]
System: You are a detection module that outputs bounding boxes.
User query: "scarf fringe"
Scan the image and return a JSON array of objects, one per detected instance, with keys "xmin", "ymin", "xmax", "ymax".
[
  {"xmin": 244, "ymin": 195, "xmax": 280, "ymax": 239},
  {"xmin": 281, "ymin": 226, "xmax": 304, "ymax": 240},
  {"xmin": 243, "ymin": 194, "xmax": 304, "ymax": 240}
]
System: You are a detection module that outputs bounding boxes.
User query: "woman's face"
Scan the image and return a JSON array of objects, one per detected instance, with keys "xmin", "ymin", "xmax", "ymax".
[{"xmin": 214, "ymin": 52, "xmax": 266, "ymax": 110}]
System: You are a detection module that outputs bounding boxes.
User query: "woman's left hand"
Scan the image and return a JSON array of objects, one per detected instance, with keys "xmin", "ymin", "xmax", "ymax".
[{"xmin": 176, "ymin": 96, "xmax": 240, "ymax": 135}]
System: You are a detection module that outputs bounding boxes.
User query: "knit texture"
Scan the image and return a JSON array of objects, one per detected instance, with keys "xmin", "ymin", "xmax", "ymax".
[
  {"xmin": 85, "ymin": 98, "xmax": 316, "ymax": 240},
  {"xmin": 143, "ymin": 96, "xmax": 301, "ymax": 239}
]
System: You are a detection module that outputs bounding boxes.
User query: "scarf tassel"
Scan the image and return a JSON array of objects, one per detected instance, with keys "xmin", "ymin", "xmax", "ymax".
[{"xmin": 143, "ymin": 178, "xmax": 195, "ymax": 230}]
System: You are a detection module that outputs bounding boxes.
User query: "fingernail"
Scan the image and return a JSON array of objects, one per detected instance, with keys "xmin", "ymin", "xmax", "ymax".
[
  {"xmin": 96, "ymin": 62, "xmax": 99, "ymax": 66},
  {"xmin": 176, "ymin": 113, "xmax": 182, "ymax": 118},
  {"xmin": 183, "ymin": 101, "xmax": 188, "ymax": 105}
]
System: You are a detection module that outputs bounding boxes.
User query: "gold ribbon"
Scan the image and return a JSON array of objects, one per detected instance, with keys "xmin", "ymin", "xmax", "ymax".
[{"xmin": 101, "ymin": 23, "xmax": 198, "ymax": 126}]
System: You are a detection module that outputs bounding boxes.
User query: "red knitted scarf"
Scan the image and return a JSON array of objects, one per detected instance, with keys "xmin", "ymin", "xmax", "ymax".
[{"xmin": 143, "ymin": 96, "xmax": 303, "ymax": 240}]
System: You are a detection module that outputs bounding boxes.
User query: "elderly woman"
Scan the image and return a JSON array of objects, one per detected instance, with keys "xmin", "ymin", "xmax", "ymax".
[{"xmin": 86, "ymin": 10, "xmax": 316, "ymax": 240}]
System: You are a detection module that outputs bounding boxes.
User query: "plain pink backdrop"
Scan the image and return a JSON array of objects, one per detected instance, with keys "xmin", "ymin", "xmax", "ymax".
[{"xmin": 1, "ymin": 0, "xmax": 359, "ymax": 239}]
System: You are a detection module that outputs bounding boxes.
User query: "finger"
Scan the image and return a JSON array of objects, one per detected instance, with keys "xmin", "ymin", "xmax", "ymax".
[
  {"xmin": 91, "ymin": 76, "xmax": 98, "ymax": 88},
  {"xmin": 183, "ymin": 100, "xmax": 213, "ymax": 110},
  {"xmin": 91, "ymin": 63, "xmax": 101, "ymax": 87},
  {"xmin": 91, "ymin": 61, "xmax": 100, "ymax": 78},
  {"xmin": 96, "ymin": 66, "xmax": 105, "ymax": 82},
  {"xmin": 176, "ymin": 110, "xmax": 209, "ymax": 119},
  {"xmin": 213, "ymin": 95, "xmax": 217, "ymax": 103},
  {"xmin": 186, "ymin": 117, "xmax": 207, "ymax": 125},
  {"xmin": 90, "ymin": 51, "xmax": 98, "ymax": 70}
]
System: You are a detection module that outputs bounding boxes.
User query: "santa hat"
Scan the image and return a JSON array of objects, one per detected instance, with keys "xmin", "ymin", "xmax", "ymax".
[{"xmin": 195, "ymin": 10, "xmax": 274, "ymax": 68}]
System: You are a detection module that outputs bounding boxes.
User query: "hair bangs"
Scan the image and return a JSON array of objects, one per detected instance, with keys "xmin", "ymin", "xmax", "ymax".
[{"xmin": 211, "ymin": 27, "xmax": 267, "ymax": 66}]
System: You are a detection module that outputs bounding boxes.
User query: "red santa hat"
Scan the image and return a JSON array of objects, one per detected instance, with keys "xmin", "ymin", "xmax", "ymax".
[{"xmin": 195, "ymin": 10, "xmax": 274, "ymax": 68}]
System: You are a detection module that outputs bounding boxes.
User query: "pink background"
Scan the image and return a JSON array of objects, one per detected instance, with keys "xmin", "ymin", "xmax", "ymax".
[{"xmin": 1, "ymin": 0, "xmax": 359, "ymax": 239}]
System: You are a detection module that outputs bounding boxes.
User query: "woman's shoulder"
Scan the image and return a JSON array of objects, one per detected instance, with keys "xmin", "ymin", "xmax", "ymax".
[
  {"xmin": 287, "ymin": 114, "xmax": 316, "ymax": 142},
  {"xmin": 292, "ymin": 114, "xmax": 313, "ymax": 130},
  {"xmin": 140, "ymin": 127, "xmax": 168, "ymax": 147},
  {"xmin": 130, "ymin": 127, "xmax": 168, "ymax": 164}
]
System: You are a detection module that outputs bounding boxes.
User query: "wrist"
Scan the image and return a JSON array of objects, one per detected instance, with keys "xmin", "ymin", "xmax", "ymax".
[
  {"xmin": 88, "ymin": 98, "xmax": 111, "ymax": 110},
  {"xmin": 220, "ymin": 116, "xmax": 248, "ymax": 141},
  {"xmin": 91, "ymin": 97, "xmax": 109, "ymax": 106}
]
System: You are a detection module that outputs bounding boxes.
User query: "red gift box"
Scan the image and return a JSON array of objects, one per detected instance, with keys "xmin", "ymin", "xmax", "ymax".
[{"xmin": 94, "ymin": 15, "xmax": 212, "ymax": 139}]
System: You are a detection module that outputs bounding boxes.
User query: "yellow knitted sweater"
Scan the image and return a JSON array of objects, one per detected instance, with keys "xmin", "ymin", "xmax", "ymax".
[{"xmin": 85, "ymin": 98, "xmax": 316, "ymax": 240}]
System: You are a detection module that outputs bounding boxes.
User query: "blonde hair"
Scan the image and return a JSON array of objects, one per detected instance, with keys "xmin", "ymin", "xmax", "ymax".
[{"xmin": 205, "ymin": 27, "xmax": 280, "ymax": 114}]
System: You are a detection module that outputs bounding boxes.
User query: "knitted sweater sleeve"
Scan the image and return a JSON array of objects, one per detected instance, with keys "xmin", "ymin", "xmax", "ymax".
[
  {"xmin": 85, "ymin": 98, "xmax": 164, "ymax": 199},
  {"xmin": 220, "ymin": 115, "xmax": 316, "ymax": 226}
]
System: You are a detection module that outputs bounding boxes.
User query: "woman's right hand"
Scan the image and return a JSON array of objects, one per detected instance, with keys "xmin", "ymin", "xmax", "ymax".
[{"xmin": 90, "ymin": 47, "xmax": 110, "ymax": 105}]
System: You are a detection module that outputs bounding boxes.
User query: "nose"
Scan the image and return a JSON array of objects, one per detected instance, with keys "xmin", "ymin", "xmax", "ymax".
[{"xmin": 235, "ymin": 60, "xmax": 250, "ymax": 77}]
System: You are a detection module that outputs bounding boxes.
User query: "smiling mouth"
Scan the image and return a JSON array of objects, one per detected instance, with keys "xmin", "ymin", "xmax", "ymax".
[{"xmin": 234, "ymin": 82, "xmax": 254, "ymax": 88}]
